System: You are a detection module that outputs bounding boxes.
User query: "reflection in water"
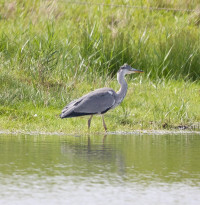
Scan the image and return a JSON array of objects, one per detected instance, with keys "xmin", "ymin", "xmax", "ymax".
[{"xmin": 0, "ymin": 134, "xmax": 200, "ymax": 205}]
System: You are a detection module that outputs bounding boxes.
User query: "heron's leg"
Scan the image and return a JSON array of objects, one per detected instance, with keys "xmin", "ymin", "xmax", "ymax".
[
  {"xmin": 88, "ymin": 115, "xmax": 93, "ymax": 130},
  {"xmin": 101, "ymin": 115, "xmax": 107, "ymax": 131}
]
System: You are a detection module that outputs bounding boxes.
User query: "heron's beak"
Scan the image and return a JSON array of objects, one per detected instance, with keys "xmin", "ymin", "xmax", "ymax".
[{"xmin": 130, "ymin": 68, "xmax": 144, "ymax": 73}]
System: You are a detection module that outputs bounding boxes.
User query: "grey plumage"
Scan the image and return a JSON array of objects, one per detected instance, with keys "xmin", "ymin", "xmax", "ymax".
[
  {"xmin": 60, "ymin": 64, "xmax": 143, "ymax": 131},
  {"xmin": 60, "ymin": 88, "xmax": 116, "ymax": 118}
]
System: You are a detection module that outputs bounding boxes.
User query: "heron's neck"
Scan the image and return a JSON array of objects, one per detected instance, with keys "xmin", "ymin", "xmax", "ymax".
[{"xmin": 116, "ymin": 72, "xmax": 128, "ymax": 102}]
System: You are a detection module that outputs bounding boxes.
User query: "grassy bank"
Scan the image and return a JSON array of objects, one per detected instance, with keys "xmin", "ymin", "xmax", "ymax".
[
  {"xmin": 0, "ymin": 0, "xmax": 200, "ymax": 133},
  {"xmin": 1, "ymin": 76, "xmax": 200, "ymax": 133}
]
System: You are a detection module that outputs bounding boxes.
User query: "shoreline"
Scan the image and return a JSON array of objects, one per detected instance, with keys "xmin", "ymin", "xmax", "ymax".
[{"xmin": 0, "ymin": 129, "xmax": 200, "ymax": 136}]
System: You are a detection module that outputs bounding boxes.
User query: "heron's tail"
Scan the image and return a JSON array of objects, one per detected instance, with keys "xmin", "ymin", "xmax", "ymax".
[
  {"xmin": 60, "ymin": 106, "xmax": 73, "ymax": 118},
  {"xmin": 60, "ymin": 113, "xmax": 65, "ymax": 118}
]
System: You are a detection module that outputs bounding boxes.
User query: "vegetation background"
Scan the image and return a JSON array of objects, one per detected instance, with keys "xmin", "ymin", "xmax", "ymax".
[{"xmin": 0, "ymin": 0, "xmax": 199, "ymax": 133}]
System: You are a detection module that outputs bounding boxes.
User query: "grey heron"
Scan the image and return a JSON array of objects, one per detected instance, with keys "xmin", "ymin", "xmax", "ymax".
[{"xmin": 60, "ymin": 64, "xmax": 143, "ymax": 131}]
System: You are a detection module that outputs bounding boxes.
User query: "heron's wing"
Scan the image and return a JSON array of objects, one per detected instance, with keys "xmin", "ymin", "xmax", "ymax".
[
  {"xmin": 74, "ymin": 89, "xmax": 115, "ymax": 114},
  {"xmin": 60, "ymin": 88, "xmax": 116, "ymax": 118}
]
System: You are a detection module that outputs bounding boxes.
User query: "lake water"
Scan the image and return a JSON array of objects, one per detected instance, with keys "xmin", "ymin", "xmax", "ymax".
[{"xmin": 0, "ymin": 133, "xmax": 200, "ymax": 205}]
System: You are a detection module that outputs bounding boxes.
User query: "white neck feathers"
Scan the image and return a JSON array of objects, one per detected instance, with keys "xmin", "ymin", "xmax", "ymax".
[{"xmin": 116, "ymin": 71, "xmax": 128, "ymax": 104}]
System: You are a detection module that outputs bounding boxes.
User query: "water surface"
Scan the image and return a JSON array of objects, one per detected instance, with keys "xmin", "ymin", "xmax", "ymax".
[{"xmin": 0, "ymin": 134, "xmax": 200, "ymax": 205}]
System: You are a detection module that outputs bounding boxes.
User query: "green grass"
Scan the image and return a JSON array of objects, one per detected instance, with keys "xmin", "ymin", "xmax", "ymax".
[
  {"xmin": 1, "ymin": 76, "xmax": 200, "ymax": 133},
  {"xmin": 0, "ymin": 0, "xmax": 200, "ymax": 133}
]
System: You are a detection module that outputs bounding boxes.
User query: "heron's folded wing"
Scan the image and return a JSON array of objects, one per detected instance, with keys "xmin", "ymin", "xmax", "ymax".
[{"xmin": 74, "ymin": 91, "xmax": 115, "ymax": 114}]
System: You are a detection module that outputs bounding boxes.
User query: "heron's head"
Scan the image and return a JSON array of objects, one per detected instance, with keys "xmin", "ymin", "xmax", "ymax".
[{"xmin": 118, "ymin": 64, "xmax": 144, "ymax": 75}]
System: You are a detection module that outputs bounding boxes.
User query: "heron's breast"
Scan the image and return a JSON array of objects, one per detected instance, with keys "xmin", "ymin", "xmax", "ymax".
[{"xmin": 113, "ymin": 92, "xmax": 126, "ymax": 108}]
